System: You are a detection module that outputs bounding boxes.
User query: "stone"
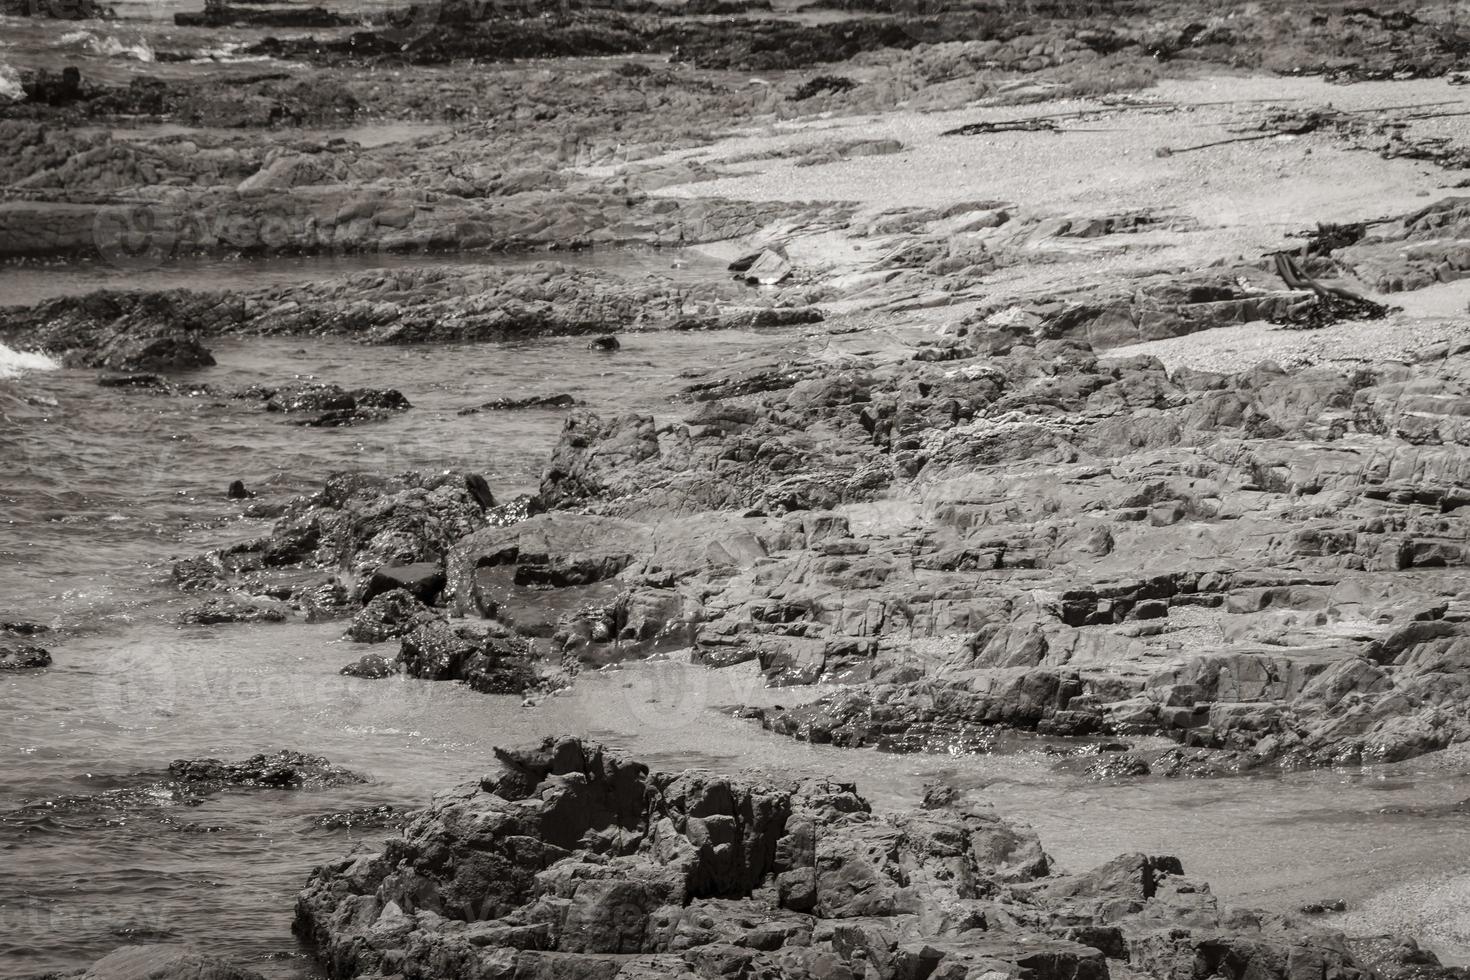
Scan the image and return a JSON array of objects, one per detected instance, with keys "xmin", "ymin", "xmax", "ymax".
[
  {"xmin": 178, "ymin": 594, "xmax": 289, "ymax": 625},
  {"xmin": 364, "ymin": 562, "xmax": 446, "ymax": 605},
  {"xmin": 0, "ymin": 642, "xmax": 52, "ymax": 670},
  {"xmin": 339, "ymin": 653, "xmax": 397, "ymax": 679},
  {"xmin": 79, "ymin": 944, "xmax": 266, "ymax": 980}
]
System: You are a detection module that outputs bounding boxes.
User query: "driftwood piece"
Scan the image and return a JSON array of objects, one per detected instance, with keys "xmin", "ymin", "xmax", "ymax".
[{"xmin": 1268, "ymin": 252, "xmax": 1393, "ymax": 330}]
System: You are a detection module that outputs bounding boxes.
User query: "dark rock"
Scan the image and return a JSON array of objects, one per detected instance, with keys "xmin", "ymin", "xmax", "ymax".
[
  {"xmin": 1083, "ymin": 753, "xmax": 1151, "ymax": 779},
  {"xmin": 186, "ymin": 470, "xmax": 488, "ymax": 602},
  {"xmin": 792, "ymin": 75, "xmax": 856, "ymax": 100},
  {"xmin": 311, "ymin": 804, "xmax": 411, "ymax": 831},
  {"xmin": 21, "ymin": 65, "xmax": 85, "ymax": 104},
  {"xmin": 1301, "ymin": 898, "xmax": 1348, "ymax": 914},
  {"xmin": 363, "ymin": 561, "xmax": 446, "ymax": 605},
  {"xmin": 465, "ymin": 473, "xmax": 496, "ymax": 510},
  {"xmin": 339, "ymin": 653, "xmax": 397, "ymax": 679},
  {"xmin": 240, "ymin": 381, "xmax": 411, "ymax": 427},
  {"xmin": 0, "ymin": 642, "xmax": 52, "ymax": 670},
  {"xmin": 1346, "ymin": 936, "xmax": 1462, "ymax": 980},
  {"xmin": 2, "ymin": 620, "xmax": 49, "ymax": 636},
  {"xmin": 293, "ymin": 738, "xmax": 1417, "ymax": 980},
  {"xmin": 175, "ymin": 0, "xmax": 356, "ymax": 27},
  {"xmin": 397, "ymin": 620, "xmax": 544, "ymax": 694},
  {"xmin": 459, "ymin": 393, "xmax": 582, "ymax": 414},
  {"xmin": 167, "ymin": 750, "xmax": 367, "ymax": 789},
  {"xmin": 178, "ymin": 594, "xmax": 289, "ymax": 625},
  {"xmin": 98, "ymin": 371, "xmax": 168, "ymax": 389},
  {"xmin": 345, "ymin": 588, "xmax": 439, "ymax": 643},
  {"xmin": 112, "ymin": 335, "xmax": 215, "ymax": 372}
]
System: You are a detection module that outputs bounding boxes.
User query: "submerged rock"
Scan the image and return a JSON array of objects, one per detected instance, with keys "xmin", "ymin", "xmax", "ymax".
[
  {"xmin": 310, "ymin": 803, "xmax": 412, "ymax": 831},
  {"xmin": 233, "ymin": 381, "xmax": 412, "ymax": 427},
  {"xmin": 175, "ymin": 0, "xmax": 356, "ymax": 27},
  {"xmin": 459, "ymin": 393, "xmax": 581, "ymax": 414},
  {"xmin": 168, "ymin": 750, "xmax": 367, "ymax": 789},
  {"xmin": 178, "ymin": 594, "xmax": 289, "ymax": 625},
  {"xmin": 78, "ymin": 944, "xmax": 265, "ymax": 980},
  {"xmin": 0, "ymin": 642, "xmax": 52, "ymax": 670},
  {"xmin": 1, "ymin": 620, "xmax": 49, "ymax": 636},
  {"xmin": 188, "ymin": 469, "xmax": 490, "ymax": 603},
  {"xmin": 339, "ymin": 653, "xmax": 397, "ymax": 679}
]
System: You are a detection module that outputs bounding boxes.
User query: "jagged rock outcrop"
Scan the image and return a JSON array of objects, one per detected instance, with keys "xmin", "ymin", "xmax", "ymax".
[
  {"xmin": 293, "ymin": 737, "xmax": 1449, "ymax": 980},
  {"xmin": 179, "ymin": 470, "xmax": 495, "ymax": 609}
]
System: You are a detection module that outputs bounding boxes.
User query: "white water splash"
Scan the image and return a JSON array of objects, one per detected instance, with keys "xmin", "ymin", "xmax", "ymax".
[
  {"xmin": 0, "ymin": 343, "xmax": 60, "ymax": 379},
  {"xmin": 56, "ymin": 29, "xmax": 155, "ymax": 62},
  {"xmin": 188, "ymin": 41, "xmax": 274, "ymax": 64},
  {"xmin": 0, "ymin": 61, "xmax": 22, "ymax": 103}
]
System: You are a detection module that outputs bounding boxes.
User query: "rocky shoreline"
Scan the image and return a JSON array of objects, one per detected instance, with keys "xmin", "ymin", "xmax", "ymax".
[{"xmin": 7, "ymin": 0, "xmax": 1470, "ymax": 974}]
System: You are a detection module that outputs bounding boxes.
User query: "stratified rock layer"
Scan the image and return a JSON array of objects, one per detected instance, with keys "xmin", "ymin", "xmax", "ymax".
[{"xmin": 521, "ymin": 334, "xmax": 1470, "ymax": 771}]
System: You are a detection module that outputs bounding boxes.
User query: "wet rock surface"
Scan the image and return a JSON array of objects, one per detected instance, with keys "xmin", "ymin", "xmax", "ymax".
[
  {"xmin": 293, "ymin": 737, "xmax": 1461, "ymax": 980},
  {"xmin": 1, "ymin": 752, "xmax": 370, "ymax": 840},
  {"xmin": 178, "ymin": 594, "xmax": 290, "ymax": 625},
  {"xmin": 0, "ymin": 641, "xmax": 53, "ymax": 670},
  {"xmin": 167, "ymin": 750, "xmax": 367, "ymax": 789},
  {"xmin": 76, "ymin": 944, "xmax": 266, "ymax": 980},
  {"xmin": 511, "ymin": 331, "xmax": 1470, "ymax": 771}
]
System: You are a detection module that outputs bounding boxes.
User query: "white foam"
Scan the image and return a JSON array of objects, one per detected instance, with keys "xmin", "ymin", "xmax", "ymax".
[
  {"xmin": 0, "ymin": 343, "xmax": 60, "ymax": 380},
  {"xmin": 0, "ymin": 61, "xmax": 22, "ymax": 103},
  {"xmin": 93, "ymin": 34, "xmax": 155, "ymax": 62},
  {"xmin": 55, "ymin": 29, "xmax": 155, "ymax": 61}
]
